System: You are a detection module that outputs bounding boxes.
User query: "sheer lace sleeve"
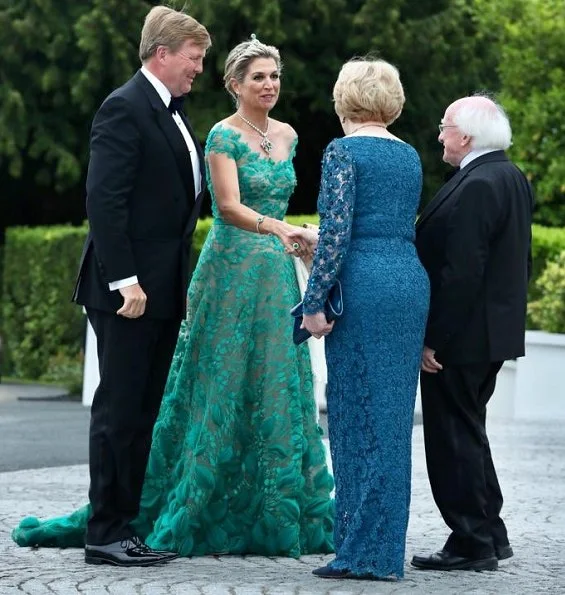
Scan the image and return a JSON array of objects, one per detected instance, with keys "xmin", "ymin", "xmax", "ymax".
[
  {"xmin": 205, "ymin": 125, "xmax": 243, "ymax": 160},
  {"xmin": 303, "ymin": 139, "xmax": 356, "ymax": 314}
]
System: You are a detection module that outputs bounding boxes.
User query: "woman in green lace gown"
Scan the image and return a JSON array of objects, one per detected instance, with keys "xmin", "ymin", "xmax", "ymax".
[{"xmin": 12, "ymin": 38, "xmax": 334, "ymax": 558}]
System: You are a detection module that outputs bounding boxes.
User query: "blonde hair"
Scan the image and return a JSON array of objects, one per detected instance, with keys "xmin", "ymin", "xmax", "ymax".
[
  {"xmin": 224, "ymin": 36, "xmax": 281, "ymax": 101},
  {"xmin": 139, "ymin": 6, "xmax": 211, "ymax": 62},
  {"xmin": 333, "ymin": 59, "xmax": 405, "ymax": 125}
]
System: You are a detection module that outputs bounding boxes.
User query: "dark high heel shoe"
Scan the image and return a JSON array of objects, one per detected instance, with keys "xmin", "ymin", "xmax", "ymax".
[{"xmin": 312, "ymin": 565, "xmax": 350, "ymax": 578}]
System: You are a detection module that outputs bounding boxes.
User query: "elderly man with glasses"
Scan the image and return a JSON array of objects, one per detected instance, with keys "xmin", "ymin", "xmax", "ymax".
[{"xmin": 412, "ymin": 94, "xmax": 534, "ymax": 572}]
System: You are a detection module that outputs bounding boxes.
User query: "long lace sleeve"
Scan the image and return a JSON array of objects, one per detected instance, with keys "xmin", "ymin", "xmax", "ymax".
[{"xmin": 303, "ymin": 139, "xmax": 356, "ymax": 314}]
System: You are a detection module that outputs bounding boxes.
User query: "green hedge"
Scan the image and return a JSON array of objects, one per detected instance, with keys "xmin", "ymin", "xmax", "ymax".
[
  {"xmin": 529, "ymin": 250, "xmax": 565, "ymax": 333},
  {"xmin": 1, "ymin": 218, "xmax": 563, "ymax": 390},
  {"xmin": 0, "ymin": 215, "xmax": 320, "ymax": 388},
  {"xmin": 530, "ymin": 224, "xmax": 565, "ymax": 303},
  {"xmin": 1, "ymin": 225, "xmax": 88, "ymax": 390}
]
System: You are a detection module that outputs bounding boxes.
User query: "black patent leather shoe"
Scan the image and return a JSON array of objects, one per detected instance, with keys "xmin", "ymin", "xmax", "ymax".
[
  {"xmin": 85, "ymin": 536, "xmax": 172, "ymax": 567},
  {"xmin": 312, "ymin": 565, "xmax": 350, "ymax": 578},
  {"xmin": 495, "ymin": 544, "xmax": 514, "ymax": 560},
  {"xmin": 411, "ymin": 550, "xmax": 498, "ymax": 571}
]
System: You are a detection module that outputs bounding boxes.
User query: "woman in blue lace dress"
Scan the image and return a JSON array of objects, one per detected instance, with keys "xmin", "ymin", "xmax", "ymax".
[
  {"xmin": 301, "ymin": 59, "xmax": 430, "ymax": 579},
  {"xmin": 12, "ymin": 38, "xmax": 334, "ymax": 559}
]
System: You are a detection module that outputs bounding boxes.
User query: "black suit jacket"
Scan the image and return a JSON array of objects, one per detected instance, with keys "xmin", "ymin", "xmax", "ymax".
[
  {"xmin": 73, "ymin": 70, "xmax": 206, "ymax": 320},
  {"xmin": 416, "ymin": 151, "xmax": 534, "ymax": 364}
]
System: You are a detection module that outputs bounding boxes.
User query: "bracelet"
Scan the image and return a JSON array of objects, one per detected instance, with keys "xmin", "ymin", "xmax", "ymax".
[{"xmin": 256, "ymin": 215, "xmax": 265, "ymax": 234}]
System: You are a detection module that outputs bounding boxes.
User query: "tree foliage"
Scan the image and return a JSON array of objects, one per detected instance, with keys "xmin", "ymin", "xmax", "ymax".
[
  {"xmin": 347, "ymin": 0, "xmax": 498, "ymax": 201},
  {"xmin": 0, "ymin": 0, "xmax": 528, "ymax": 222},
  {"xmin": 474, "ymin": 0, "xmax": 565, "ymax": 226}
]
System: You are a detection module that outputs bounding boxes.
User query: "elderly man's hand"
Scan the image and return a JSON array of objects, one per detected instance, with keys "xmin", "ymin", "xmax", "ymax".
[{"xmin": 421, "ymin": 346, "xmax": 443, "ymax": 373}]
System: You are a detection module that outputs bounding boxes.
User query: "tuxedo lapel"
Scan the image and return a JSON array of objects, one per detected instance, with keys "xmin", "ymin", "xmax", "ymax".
[
  {"xmin": 178, "ymin": 111, "xmax": 206, "ymax": 235},
  {"xmin": 180, "ymin": 112, "xmax": 205, "ymax": 185},
  {"xmin": 417, "ymin": 151, "xmax": 509, "ymax": 230},
  {"xmin": 155, "ymin": 110, "xmax": 196, "ymax": 199},
  {"xmin": 417, "ymin": 168, "xmax": 468, "ymax": 230},
  {"xmin": 133, "ymin": 71, "xmax": 195, "ymax": 200}
]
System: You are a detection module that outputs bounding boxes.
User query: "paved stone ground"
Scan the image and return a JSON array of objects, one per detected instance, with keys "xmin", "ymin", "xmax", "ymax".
[
  {"xmin": 0, "ymin": 400, "xmax": 89, "ymax": 472},
  {"xmin": 0, "ymin": 420, "xmax": 564, "ymax": 594}
]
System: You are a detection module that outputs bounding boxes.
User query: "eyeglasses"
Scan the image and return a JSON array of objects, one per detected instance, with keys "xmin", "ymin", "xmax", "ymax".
[{"xmin": 438, "ymin": 124, "xmax": 458, "ymax": 133}]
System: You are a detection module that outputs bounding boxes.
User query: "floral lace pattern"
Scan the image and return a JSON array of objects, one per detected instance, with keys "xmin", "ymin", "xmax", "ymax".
[
  {"xmin": 303, "ymin": 140, "xmax": 356, "ymax": 314},
  {"xmin": 303, "ymin": 137, "xmax": 430, "ymax": 578},
  {"xmin": 12, "ymin": 124, "xmax": 334, "ymax": 558}
]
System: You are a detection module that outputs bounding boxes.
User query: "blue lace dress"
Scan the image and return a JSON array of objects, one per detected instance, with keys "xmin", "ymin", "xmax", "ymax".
[
  {"xmin": 303, "ymin": 137, "xmax": 430, "ymax": 578},
  {"xmin": 12, "ymin": 124, "xmax": 335, "ymax": 557}
]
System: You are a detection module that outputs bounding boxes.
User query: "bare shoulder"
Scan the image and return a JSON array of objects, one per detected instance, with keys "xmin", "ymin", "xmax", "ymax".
[
  {"xmin": 269, "ymin": 119, "xmax": 296, "ymax": 139},
  {"xmin": 269, "ymin": 119, "xmax": 297, "ymax": 151},
  {"xmin": 214, "ymin": 115, "xmax": 243, "ymax": 133}
]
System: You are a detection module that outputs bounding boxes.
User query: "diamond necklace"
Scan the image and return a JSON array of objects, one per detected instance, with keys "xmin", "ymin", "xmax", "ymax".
[{"xmin": 236, "ymin": 112, "xmax": 274, "ymax": 156}]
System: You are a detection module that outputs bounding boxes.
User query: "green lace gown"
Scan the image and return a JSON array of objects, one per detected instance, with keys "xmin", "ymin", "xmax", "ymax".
[{"xmin": 12, "ymin": 124, "xmax": 335, "ymax": 557}]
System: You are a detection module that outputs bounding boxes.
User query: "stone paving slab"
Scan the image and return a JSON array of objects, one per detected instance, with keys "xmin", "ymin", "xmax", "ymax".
[{"xmin": 0, "ymin": 421, "xmax": 564, "ymax": 594}]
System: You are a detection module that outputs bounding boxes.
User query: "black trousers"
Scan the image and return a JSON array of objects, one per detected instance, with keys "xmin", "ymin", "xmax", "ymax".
[
  {"xmin": 420, "ymin": 360, "xmax": 509, "ymax": 559},
  {"xmin": 86, "ymin": 308, "xmax": 181, "ymax": 545}
]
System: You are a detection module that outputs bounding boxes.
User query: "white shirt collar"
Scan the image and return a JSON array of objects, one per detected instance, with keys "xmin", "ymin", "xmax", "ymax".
[
  {"xmin": 140, "ymin": 66, "xmax": 171, "ymax": 108},
  {"xmin": 460, "ymin": 148, "xmax": 498, "ymax": 170}
]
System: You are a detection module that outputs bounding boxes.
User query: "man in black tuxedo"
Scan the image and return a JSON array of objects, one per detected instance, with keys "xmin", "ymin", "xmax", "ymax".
[
  {"xmin": 72, "ymin": 6, "xmax": 211, "ymax": 566},
  {"xmin": 412, "ymin": 95, "xmax": 533, "ymax": 572}
]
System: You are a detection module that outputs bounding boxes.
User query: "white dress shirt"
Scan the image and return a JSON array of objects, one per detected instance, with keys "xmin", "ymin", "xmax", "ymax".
[
  {"xmin": 460, "ymin": 148, "xmax": 498, "ymax": 170},
  {"xmin": 109, "ymin": 67, "xmax": 201, "ymax": 292}
]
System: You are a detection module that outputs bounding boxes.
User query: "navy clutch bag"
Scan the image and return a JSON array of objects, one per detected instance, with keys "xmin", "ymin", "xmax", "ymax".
[{"xmin": 290, "ymin": 281, "xmax": 344, "ymax": 345}]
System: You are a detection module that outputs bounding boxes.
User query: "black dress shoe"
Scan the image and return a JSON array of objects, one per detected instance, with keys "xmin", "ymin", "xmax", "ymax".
[
  {"xmin": 495, "ymin": 544, "xmax": 513, "ymax": 560},
  {"xmin": 312, "ymin": 565, "xmax": 350, "ymax": 578},
  {"xmin": 85, "ymin": 537, "xmax": 171, "ymax": 567},
  {"xmin": 411, "ymin": 550, "xmax": 498, "ymax": 571}
]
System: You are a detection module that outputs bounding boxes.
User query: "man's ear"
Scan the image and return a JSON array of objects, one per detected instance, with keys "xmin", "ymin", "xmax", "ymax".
[
  {"xmin": 461, "ymin": 135, "xmax": 472, "ymax": 148},
  {"xmin": 155, "ymin": 45, "xmax": 168, "ymax": 63}
]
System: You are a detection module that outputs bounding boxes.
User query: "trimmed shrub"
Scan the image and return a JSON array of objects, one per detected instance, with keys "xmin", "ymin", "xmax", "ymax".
[
  {"xmin": 0, "ymin": 215, "xmax": 319, "ymax": 387},
  {"xmin": 2, "ymin": 225, "xmax": 88, "ymax": 382},
  {"xmin": 529, "ymin": 225, "xmax": 565, "ymax": 327},
  {"xmin": 529, "ymin": 250, "xmax": 565, "ymax": 333},
  {"xmin": 3, "ymin": 218, "xmax": 560, "ymax": 389},
  {"xmin": 530, "ymin": 224, "xmax": 565, "ymax": 297}
]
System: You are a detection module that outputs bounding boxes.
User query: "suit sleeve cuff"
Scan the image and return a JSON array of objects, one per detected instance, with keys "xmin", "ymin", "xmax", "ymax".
[{"xmin": 109, "ymin": 276, "xmax": 138, "ymax": 291}]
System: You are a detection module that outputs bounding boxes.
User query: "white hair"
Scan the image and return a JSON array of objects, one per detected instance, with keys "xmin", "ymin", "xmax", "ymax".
[{"xmin": 452, "ymin": 95, "xmax": 512, "ymax": 150}]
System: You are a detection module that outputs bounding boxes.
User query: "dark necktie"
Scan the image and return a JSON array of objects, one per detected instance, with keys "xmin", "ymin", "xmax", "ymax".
[{"xmin": 168, "ymin": 96, "xmax": 185, "ymax": 115}]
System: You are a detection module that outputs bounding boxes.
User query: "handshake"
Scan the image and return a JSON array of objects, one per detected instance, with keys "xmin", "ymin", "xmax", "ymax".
[{"xmin": 282, "ymin": 222, "xmax": 319, "ymax": 269}]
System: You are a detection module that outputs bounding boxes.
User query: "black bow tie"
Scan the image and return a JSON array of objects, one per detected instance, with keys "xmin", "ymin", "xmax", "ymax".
[{"xmin": 168, "ymin": 96, "xmax": 185, "ymax": 115}]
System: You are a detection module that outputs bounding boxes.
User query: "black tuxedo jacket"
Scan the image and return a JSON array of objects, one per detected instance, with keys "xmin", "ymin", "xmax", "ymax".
[
  {"xmin": 73, "ymin": 70, "xmax": 206, "ymax": 320},
  {"xmin": 416, "ymin": 151, "xmax": 534, "ymax": 364}
]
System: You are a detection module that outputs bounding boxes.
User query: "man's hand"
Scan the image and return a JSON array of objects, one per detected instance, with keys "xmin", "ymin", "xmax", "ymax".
[
  {"xmin": 302, "ymin": 312, "xmax": 334, "ymax": 339},
  {"xmin": 421, "ymin": 346, "xmax": 443, "ymax": 373},
  {"xmin": 117, "ymin": 283, "xmax": 147, "ymax": 318}
]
